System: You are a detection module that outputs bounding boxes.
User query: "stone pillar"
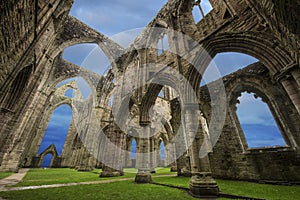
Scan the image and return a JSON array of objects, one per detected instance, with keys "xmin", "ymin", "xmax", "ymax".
[
  {"xmin": 149, "ymin": 138, "xmax": 156, "ymax": 173},
  {"xmin": 125, "ymin": 138, "xmax": 132, "ymax": 167},
  {"xmin": 100, "ymin": 123, "xmax": 124, "ymax": 177},
  {"xmin": 169, "ymin": 142, "xmax": 177, "ymax": 172},
  {"xmin": 184, "ymin": 105, "xmax": 219, "ymax": 197},
  {"xmin": 281, "ymin": 76, "xmax": 300, "ymax": 114},
  {"xmin": 135, "ymin": 122, "xmax": 152, "ymax": 183}
]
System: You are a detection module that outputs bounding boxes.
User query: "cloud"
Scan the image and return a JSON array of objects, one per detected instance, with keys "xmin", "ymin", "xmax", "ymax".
[
  {"xmin": 236, "ymin": 93, "xmax": 276, "ymax": 126},
  {"xmin": 110, "ymin": 28, "xmax": 144, "ymax": 48},
  {"xmin": 63, "ymin": 43, "xmax": 97, "ymax": 66},
  {"xmin": 241, "ymin": 124, "xmax": 286, "ymax": 148},
  {"xmin": 201, "ymin": 52, "xmax": 258, "ymax": 85},
  {"xmin": 70, "ymin": 0, "xmax": 168, "ymax": 36}
]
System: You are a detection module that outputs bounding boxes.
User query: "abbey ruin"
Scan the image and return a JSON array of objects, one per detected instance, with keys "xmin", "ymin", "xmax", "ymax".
[{"xmin": 0, "ymin": 0, "xmax": 299, "ymax": 197}]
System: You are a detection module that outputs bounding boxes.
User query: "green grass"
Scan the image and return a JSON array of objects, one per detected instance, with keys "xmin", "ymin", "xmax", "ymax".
[
  {"xmin": 0, "ymin": 172, "xmax": 14, "ymax": 180},
  {"xmin": 1, "ymin": 169, "xmax": 299, "ymax": 200},
  {"xmin": 14, "ymin": 168, "xmax": 175, "ymax": 187},
  {"xmin": 0, "ymin": 180, "xmax": 195, "ymax": 200},
  {"xmin": 152, "ymin": 176, "xmax": 300, "ymax": 200},
  {"xmin": 14, "ymin": 168, "xmax": 101, "ymax": 187}
]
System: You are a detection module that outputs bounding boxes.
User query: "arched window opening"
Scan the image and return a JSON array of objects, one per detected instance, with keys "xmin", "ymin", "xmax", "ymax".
[
  {"xmin": 160, "ymin": 140, "xmax": 165, "ymax": 160},
  {"xmin": 192, "ymin": 0, "xmax": 213, "ymax": 24},
  {"xmin": 38, "ymin": 105, "xmax": 72, "ymax": 156},
  {"xmin": 1, "ymin": 65, "xmax": 32, "ymax": 111},
  {"xmin": 56, "ymin": 77, "xmax": 92, "ymax": 100},
  {"xmin": 109, "ymin": 95, "xmax": 114, "ymax": 107},
  {"xmin": 65, "ymin": 88, "xmax": 74, "ymax": 98},
  {"xmin": 63, "ymin": 43, "xmax": 110, "ymax": 76},
  {"xmin": 236, "ymin": 92, "xmax": 286, "ymax": 148},
  {"xmin": 42, "ymin": 154, "xmax": 53, "ymax": 168},
  {"xmin": 200, "ymin": 52, "xmax": 259, "ymax": 86},
  {"xmin": 131, "ymin": 139, "xmax": 137, "ymax": 159},
  {"xmin": 158, "ymin": 89, "xmax": 164, "ymax": 98},
  {"xmin": 158, "ymin": 34, "xmax": 168, "ymax": 56}
]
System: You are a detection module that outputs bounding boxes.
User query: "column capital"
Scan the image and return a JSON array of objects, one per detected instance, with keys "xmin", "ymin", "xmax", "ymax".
[{"xmin": 273, "ymin": 62, "xmax": 298, "ymax": 82}]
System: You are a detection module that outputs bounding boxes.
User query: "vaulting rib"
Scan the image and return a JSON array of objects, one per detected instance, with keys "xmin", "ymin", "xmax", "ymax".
[
  {"xmin": 55, "ymin": 58, "xmax": 104, "ymax": 92},
  {"xmin": 55, "ymin": 16, "xmax": 125, "ymax": 64}
]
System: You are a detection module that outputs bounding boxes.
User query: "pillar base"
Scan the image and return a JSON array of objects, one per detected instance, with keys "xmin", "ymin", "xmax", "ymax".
[
  {"xmin": 170, "ymin": 166, "xmax": 177, "ymax": 172},
  {"xmin": 189, "ymin": 172, "xmax": 219, "ymax": 198},
  {"xmin": 100, "ymin": 170, "xmax": 123, "ymax": 177},
  {"xmin": 135, "ymin": 172, "xmax": 152, "ymax": 183},
  {"xmin": 77, "ymin": 166, "xmax": 93, "ymax": 172}
]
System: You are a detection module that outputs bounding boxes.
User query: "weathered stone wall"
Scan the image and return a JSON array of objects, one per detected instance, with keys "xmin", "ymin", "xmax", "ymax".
[
  {"xmin": 199, "ymin": 62, "xmax": 300, "ymax": 182},
  {"xmin": 0, "ymin": 1, "xmax": 299, "ymax": 189}
]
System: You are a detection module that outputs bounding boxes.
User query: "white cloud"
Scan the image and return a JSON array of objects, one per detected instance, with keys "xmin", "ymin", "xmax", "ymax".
[
  {"xmin": 236, "ymin": 93, "xmax": 277, "ymax": 126},
  {"xmin": 70, "ymin": 0, "xmax": 168, "ymax": 36}
]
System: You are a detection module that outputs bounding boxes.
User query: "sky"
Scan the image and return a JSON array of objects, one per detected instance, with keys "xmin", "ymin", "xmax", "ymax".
[{"xmin": 39, "ymin": 0, "xmax": 286, "ymax": 166}]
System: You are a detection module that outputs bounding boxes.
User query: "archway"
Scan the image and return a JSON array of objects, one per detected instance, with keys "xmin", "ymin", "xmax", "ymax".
[
  {"xmin": 63, "ymin": 43, "xmax": 110, "ymax": 76},
  {"xmin": 236, "ymin": 92, "xmax": 287, "ymax": 148},
  {"xmin": 42, "ymin": 154, "xmax": 53, "ymax": 168},
  {"xmin": 159, "ymin": 140, "xmax": 165, "ymax": 166},
  {"xmin": 38, "ymin": 105, "xmax": 72, "ymax": 157}
]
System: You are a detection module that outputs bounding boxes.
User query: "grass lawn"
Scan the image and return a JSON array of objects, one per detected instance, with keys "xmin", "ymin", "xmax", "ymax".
[
  {"xmin": 152, "ymin": 176, "xmax": 300, "ymax": 200},
  {"xmin": 0, "ymin": 172, "xmax": 14, "ymax": 180},
  {"xmin": 14, "ymin": 167, "xmax": 176, "ymax": 187},
  {"xmin": 0, "ymin": 180, "xmax": 195, "ymax": 200},
  {"xmin": 5, "ymin": 168, "xmax": 299, "ymax": 200}
]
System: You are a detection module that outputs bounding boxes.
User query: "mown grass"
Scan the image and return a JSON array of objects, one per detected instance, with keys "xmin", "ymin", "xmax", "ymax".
[
  {"xmin": 0, "ymin": 180, "xmax": 195, "ymax": 200},
  {"xmin": 0, "ymin": 172, "xmax": 14, "ymax": 180},
  {"xmin": 14, "ymin": 167, "xmax": 175, "ymax": 187},
  {"xmin": 6, "ymin": 168, "xmax": 299, "ymax": 200},
  {"xmin": 152, "ymin": 176, "xmax": 300, "ymax": 200}
]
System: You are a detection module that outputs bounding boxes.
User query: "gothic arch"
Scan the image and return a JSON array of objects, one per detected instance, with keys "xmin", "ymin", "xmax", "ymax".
[
  {"xmin": 51, "ymin": 16, "xmax": 124, "ymax": 71},
  {"xmin": 188, "ymin": 32, "xmax": 294, "ymax": 92},
  {"xmin": 223, "ymin": 65, "xmax": 299, "ymax": 149},
  {"xmin": 37, "ymin": 144, "xmax": 59, "ymax": 168}
]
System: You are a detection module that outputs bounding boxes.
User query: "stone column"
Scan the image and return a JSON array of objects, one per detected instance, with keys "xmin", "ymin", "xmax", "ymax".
[
  {"xmin": 169, "ymin": 142, "xmax": 177, "ymax": 172},
  {"xmin": 281, "ymin": 76, "xmax": 300, "ymax": 114},
  {"xmin": 184, "ymin": 104, "xmax": 219, "ymax": 197},
  {"xmin": 100, "ymin": 123, "xmax": 124, "ymax": 177},
  {"xmin": 149, "ymin": 138, "xmax": 156, "ymax": 173},
  {"xmin": 135, "ymin": 122, "xmax": 152, "ymax": 183}
]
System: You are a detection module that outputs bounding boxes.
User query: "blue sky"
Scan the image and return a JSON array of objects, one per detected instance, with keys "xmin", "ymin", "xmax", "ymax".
[{"xmin": 39, "ymin": 0, "xmax": 287, "ymax": 166}]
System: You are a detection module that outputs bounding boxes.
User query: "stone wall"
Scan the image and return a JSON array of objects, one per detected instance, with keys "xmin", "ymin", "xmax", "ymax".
[{"xmin": 199, "ymin": 62, "xmax": 300, "ymax": 182}]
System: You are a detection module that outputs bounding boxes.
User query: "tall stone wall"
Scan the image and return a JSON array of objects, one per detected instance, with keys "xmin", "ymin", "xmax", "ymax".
[{"xmin": 199, "ymin": 62, "xmax": 300, "ymax": 182}]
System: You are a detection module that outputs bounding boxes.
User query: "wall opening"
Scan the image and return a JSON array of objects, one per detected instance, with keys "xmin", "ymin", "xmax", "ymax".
[
  {"xmin": 42, "ymin": 153, "xmax": 53, "ymax": 168},
  {"xmin": 131, "ymin": 139, "xmax": 136, "ymax": 159},
  {"xmin": 65, "ymin": 88, "xmax": 74, "ymax": 98},
  {"xmin": 200, "ymin": 52, "xmax": 259, "ymax": 86},
  {"xmin": 158, "ymin": 89, "xmax": 164, "ymax": 98},
  {"xmin": 109, "ymin": 95, "xmax": 114, "ymax": 107},
  {"xmin": 38, "ymin": 105, "xmax": 72, "ymax": 156},
  {"xmin": 63, "ymin": 43, "xmax": 110, "ymax": 76},
  {"xmin": 56, "ymin": 77, "xmax": 92, "ymax": 100},
  {"xmin": 160, "ymin": 140, "xmax": 165, "ymax": 160},
  {"xmin": 158, "ymin": 34, "xmax": 168, "ymax": 56},
  {"xmin": 192, "ymin": 0, "xmax": 213, "ymax": 23},
  {"xmin": 236, "ymin": 92, "xmax": 286, "ymax": 148}
]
